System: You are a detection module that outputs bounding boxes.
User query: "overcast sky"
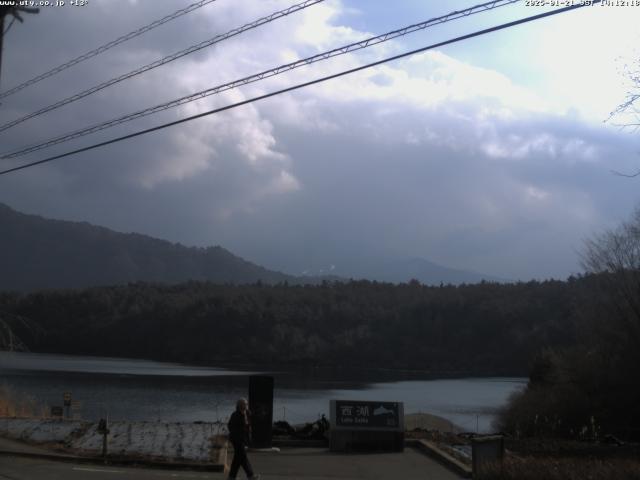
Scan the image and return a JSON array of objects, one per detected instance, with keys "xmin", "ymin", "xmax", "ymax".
[{"xmin": 1, "ymin": 0, "xmax": 639, "ymax": 280}]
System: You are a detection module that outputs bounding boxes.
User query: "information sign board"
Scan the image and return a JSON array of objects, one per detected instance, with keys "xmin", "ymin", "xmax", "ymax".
[
  {"xmin": 330, "ymin": 400, "xmax": 403, "ymax": 431},
  {"xmin": 329, "ymin": 399, "xmax": 405, "ymax": 452}
]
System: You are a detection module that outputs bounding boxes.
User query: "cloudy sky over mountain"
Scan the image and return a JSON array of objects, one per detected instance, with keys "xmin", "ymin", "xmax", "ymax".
[{"xmin": 1, "ymin": 0, "xmax": 639, "ymax": 280}]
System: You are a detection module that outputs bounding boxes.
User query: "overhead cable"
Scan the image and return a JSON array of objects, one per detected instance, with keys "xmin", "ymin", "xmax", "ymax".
[
  {"xmin": 0, "ymin": 1, "xmax": 600, "ymax": 177},
  {"xmin": 2, "ymin": 17, "xmax": 16, "ymax": 36},
  {"xmin": 0, "ymin": 0, "xmax": 219, "ymax": 100},
  {"xmin": 0, "ymin": 0, "xmax": 325, "ymax": 133},
  {"xmin": 1, "ymin": 0, "xmax": 520, "ymax": 160}
]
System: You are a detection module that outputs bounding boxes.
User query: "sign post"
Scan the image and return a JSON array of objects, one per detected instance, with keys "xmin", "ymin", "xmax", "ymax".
[
  {"xmin": 63, "ymin": 392, "xmax": 71, "ymax": 419},
  {"xmin": 97, "ymin": 418, "xmax": 110, "ymax": 461}
]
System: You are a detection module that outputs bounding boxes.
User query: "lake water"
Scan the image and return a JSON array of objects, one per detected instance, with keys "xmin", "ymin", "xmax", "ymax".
[{"xmin": 0, "ymin": 351, "xmax": 526, "ymax": 433}]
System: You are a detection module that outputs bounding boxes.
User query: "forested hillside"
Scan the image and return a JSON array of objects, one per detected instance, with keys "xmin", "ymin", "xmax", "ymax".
[
  {"xmin": 0, "ymin": 203, "xmax": 294, "ymax": 291},
  {"xmin": 1, "ymin": 277, "xmax": 591, "ymax": 375}
]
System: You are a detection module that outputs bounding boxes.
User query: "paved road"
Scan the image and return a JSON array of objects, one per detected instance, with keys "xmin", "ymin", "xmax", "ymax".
[
  {"xmin": 250, "ymin": 447, "xmax": 463, "ymax": 479},
  {"xmin": 0, "ymin": 456, "xmax": 217, "ymax": 480},
  {"xmin": 0, "ymin": 448, "xmax": 463, "ymax": 480}
]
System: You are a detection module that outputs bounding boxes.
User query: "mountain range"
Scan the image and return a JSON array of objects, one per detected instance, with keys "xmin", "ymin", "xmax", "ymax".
[
  {"xmin": 328, "ymin": 257, "xmax": 507, "ymax": 285},
  {"xmin": 0, "ymin": 203, "xmax": 504, "ymax": 291}
]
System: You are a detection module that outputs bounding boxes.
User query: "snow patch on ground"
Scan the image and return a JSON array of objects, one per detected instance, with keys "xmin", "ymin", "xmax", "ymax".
[
  {"xmin": 0, "ymin": 417, "xmax": 225, "ymax": 462},
  {"xmin": 0, "ymin": 417, "xmax": 84, "ymax": 443}
]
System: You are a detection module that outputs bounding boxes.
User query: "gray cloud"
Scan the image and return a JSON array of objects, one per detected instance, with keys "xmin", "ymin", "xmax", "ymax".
[{"xmin": 1, "ymin": 0, "xmax": 638, "ymax": 281}]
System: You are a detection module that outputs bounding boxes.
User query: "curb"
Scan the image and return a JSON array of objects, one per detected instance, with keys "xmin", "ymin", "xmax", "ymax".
[
  {"xmin": 0, "ymin": 448, "xmax": 226, "ymax": 472},
  {"xmin": 273, "ymin": 439, "xmax": 327, "ymax": 448},
  {"xmin": 406, "ymin": 439, "xmax": 472, "ymax": 478}
]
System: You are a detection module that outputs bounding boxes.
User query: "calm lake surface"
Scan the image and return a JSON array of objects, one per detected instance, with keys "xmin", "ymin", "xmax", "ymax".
[{"xmin": 0, "ymin": 351, "xmax": 525, "ymax": 432}]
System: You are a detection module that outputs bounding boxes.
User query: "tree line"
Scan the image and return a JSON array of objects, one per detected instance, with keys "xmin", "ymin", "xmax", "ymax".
[{"xmin": 2, "ymin": 277, "xmax": 590, "ymax": 375}]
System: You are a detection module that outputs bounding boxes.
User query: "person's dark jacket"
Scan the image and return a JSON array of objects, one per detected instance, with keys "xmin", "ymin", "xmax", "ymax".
[{"xmin": 228, "ymin": 410, "xmax": 250, "ymax": 445}]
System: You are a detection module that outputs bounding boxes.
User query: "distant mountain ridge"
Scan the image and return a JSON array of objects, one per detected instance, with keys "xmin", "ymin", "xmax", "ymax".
[
  {"xmin": 342, "ymin": 257, "xmax": 507, "ymax": 285},
  {"xmin": 306, "ymin": 257, "xmax": 507, "ymax": 286},
  {"xmin": 0, "ymin": 203, "xmax": 295, "ymax": 292},
  {"xmin": 0, "ymin": 203, "xmax": 505, "ymax": 292}
]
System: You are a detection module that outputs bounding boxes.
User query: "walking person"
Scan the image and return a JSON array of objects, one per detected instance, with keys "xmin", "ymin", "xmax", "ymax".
[{"xmin": 227, "ymin": 398, "xmax": 260, "ymax": 480}]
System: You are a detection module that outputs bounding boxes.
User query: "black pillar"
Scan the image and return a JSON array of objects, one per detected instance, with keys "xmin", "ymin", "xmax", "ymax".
[{"xmin": 248, "ymin": 375, "xmax": 273, "ymax": 448}]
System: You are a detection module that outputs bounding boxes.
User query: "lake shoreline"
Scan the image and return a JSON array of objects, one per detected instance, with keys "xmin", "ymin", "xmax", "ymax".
[
  {"xmin": 1, "ymin": 351, "xmax": 526, "ymax": 433},
  {"xmin": 1, "ymin": 349, "xmax": 528, "ymax": 381}
]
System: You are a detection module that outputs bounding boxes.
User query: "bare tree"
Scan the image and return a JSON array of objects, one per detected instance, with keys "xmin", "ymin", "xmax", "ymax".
[
  {"xmin": 0, "ymin": 312, "xmax": 38, "ymax": 352},
  {"xmin": 605, "ymin": 57, "xmax": 640, "ymax": 178},
  {"xmin": 581, "ymin": 207, "xmax": 640, "ymax": 353},
  {"xmin": 609, "ymin": 56, "xmax": 640, "ymax": 131}
]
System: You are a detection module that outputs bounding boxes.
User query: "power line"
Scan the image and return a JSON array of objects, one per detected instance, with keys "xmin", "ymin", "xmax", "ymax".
[
  {"xmin": 1, "ymin": 0, "xmax": 520, "ymax": 160},
  {"xmin": 0, "ymin": 0, "xmax": 218, "ymax": 100},
  {"xmin": 2, "ymin": 17, "xmax": 15, "ymax": 36},
  {"xmin": 0, "ymin": 0, "xmax": 325, "ymax": 133},
  {"xmin": 0, "ymin": 1, "xmax": 599, "ymax": 178}
]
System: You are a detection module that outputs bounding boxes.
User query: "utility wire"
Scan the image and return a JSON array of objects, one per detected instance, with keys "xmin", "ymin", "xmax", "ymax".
[
  {"xmin": 0, "ymin": 0, "xmax": 218, "ymax": 100},
  {"xmin": 2, "ymin": 17, "xmax": 16, "ymax": 36},
  {"xmin": 0, "ymin": 1, "xmax": 599, "ymax": 177},
  {"xmin": 0, "ymin": 0, "xmax": 324, "ymax": 133},
  {"xmin": 1, "ymin": 0, "xmax": 520, "ymax": 160}
]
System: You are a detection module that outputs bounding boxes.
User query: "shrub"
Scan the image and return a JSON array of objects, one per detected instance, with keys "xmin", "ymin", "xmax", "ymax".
[
  {"xmin": 0, "ymin": 384, "xmax": 45, "ymax": 418},
  {"xmin": 479, "ymin": 456, "xmax": 640, "ymax": 480}
]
